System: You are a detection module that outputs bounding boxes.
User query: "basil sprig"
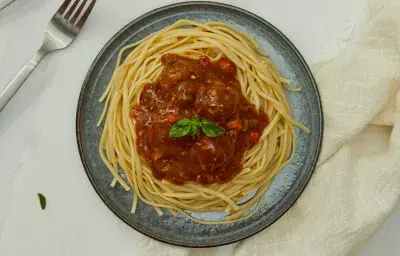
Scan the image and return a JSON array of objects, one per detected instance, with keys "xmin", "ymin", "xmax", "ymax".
[{"xmin": 169, "ymin": 116, "xmax": 224, "ymax": 138}]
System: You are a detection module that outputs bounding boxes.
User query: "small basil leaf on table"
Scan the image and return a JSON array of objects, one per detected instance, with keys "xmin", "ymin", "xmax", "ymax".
[
  {"xmin": 201, "ymin": 120, "xmax": 224, "ymax": 137},
  {"xmin": 169, "ymin": 118, "xmax": 192, "ymax": 137},
  {"xmin": 37, "ymin": 193, "xmax": 46, "ymax": 210}
]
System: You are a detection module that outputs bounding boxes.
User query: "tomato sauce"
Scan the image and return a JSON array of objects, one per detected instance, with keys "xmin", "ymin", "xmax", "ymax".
[{"xmin": 132, "ymin": 54, "xmax": 268, "ymax": 185}]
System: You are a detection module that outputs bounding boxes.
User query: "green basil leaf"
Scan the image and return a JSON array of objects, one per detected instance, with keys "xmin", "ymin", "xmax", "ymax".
[
  {"xmin": 175, "ymin": 118, "xmax": 191, "ymax": 126},
  {"xmin": 169, "ymin": 119, "xmax": 192, "ymax": 137},
  {"xmin": 190, "ymin": 116, "xmax": 201, "ymax": 126},
  {"xmin": 37, "ymin": 193, "xmax": 46, "ymax": 210},
  {"xmin": 169, "ymin": 117, "xmax": 224, "ymax": 138},
  {"xmin": 190, "ymin": 124, "xmax": 200, "ymax": 137},
  {"xmin": 200, "ymin": 120, "xmax": 224, "ymax": 137}
]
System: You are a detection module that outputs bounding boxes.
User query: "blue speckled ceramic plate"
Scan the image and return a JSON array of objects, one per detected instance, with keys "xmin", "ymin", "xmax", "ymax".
[{"xmin": 76, "ymin": 1, "xmax": 323, "ymax": 247}]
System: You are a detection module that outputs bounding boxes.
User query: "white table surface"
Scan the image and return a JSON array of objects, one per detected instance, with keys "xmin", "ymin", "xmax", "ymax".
[{"xmin": 0, "ymin": 0, "xmax": 399, "ymax": 255}]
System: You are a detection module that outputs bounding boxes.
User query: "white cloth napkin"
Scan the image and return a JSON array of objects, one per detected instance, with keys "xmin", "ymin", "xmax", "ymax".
[{"xmin": 139, "ymin": 0, "xmax": 400, "ymax": 255}]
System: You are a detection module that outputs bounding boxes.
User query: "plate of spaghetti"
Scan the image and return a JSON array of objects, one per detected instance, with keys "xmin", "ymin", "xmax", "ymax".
[{"xmin": 76, "ymin": 2, "xmax": 322, "ymax": 247}]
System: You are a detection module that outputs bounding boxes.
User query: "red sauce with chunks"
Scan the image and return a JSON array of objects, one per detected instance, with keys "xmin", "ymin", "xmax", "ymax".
[{"xmin": 132, "ymin": 54, "xmax": 268, "ymax": 185}]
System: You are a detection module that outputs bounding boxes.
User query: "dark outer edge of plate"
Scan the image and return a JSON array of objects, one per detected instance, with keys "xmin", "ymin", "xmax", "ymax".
[{"xmin": 76, "ymin": 1, "xmax": 324, "ymax": 248}]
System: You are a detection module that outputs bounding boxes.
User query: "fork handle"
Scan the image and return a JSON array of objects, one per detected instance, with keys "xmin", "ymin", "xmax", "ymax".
[{"xmin": 0, "ymin": 47, "xmax": 47, "ymax": 112}]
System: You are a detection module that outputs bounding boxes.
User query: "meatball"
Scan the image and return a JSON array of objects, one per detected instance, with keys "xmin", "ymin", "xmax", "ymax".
[
  {"xmin": 153, "ymin": 158, "xmax": 190, "ymax": 184},
  {"xmin": 190, "ymin": 132, "xmax": 237, "ymax": 169},
  {"xmin": 140, "ymin": 84, "xmax": 162, "ymax": 111},
  {"xmin": 159, "ymin": 55, "xmax": 192, "ymax": 88},
  {"xmin": 173, "ymin": 81, "xmax": 197, "ymax": 107},
  {"xmin": 194, "ymin": 85, "xmax": 240, "ymax": 121}
]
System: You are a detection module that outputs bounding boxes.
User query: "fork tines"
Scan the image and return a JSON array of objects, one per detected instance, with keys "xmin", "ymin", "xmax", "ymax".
[{"xmin": 57, "ymin": 0, "xmax": 96, "ymax": 29}]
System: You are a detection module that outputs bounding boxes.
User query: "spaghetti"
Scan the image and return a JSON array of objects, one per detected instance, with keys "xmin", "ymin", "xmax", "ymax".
[{"xmin": 97, "ymin": 19, "xmax": 309, "ymax": 224}]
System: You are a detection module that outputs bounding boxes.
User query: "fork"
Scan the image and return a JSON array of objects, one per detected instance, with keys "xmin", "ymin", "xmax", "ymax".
[{"xmin": 0, "ymin": 0, "xmax": 97, "ymax": 112}]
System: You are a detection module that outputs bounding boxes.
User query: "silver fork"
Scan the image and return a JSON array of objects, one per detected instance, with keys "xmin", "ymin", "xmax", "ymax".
[{"xmin": 0, "ymin": 0, "xmax": 97, "ymax": 111}]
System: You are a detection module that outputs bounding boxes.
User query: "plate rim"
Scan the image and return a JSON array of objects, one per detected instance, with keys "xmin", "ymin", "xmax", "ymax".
[{"xmin": 76, "ymin": 1, "xmax": 323, "ymax": 248}]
